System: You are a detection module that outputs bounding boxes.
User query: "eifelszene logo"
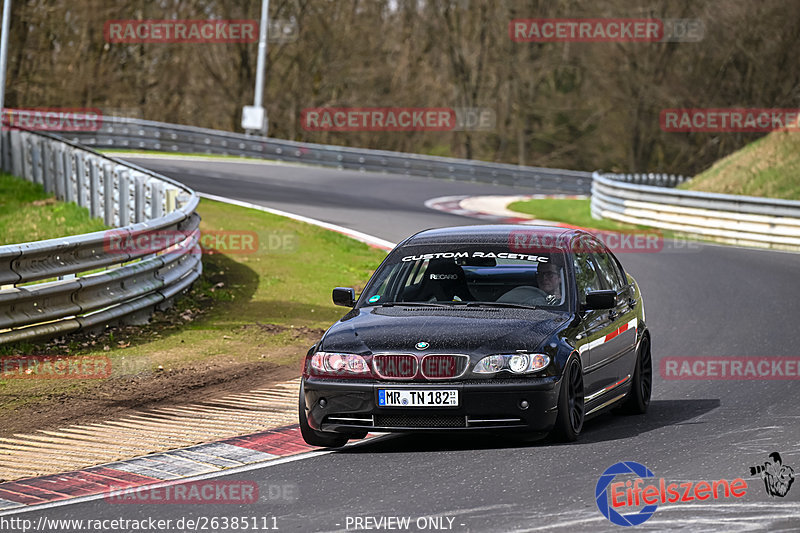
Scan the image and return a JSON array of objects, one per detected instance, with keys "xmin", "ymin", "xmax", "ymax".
[
  {"xmin": 749, "ymin": 452, "xmax": 795, "ymax": 497},
  {"xmin": 595, "ymin": 461, "xmax": 748, "ymax": 526}
]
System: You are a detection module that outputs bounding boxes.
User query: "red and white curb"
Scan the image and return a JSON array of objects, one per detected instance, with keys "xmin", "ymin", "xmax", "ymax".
[
  {"xmin": 0, "ymin": 196, "xmax": 397, "ymax": 514},
  {"xmin": 0, "ymin": 425, "xmax": 378, "ymax": 512},
  {"xmin": 425, "ymin": 194, "xmax": 586, "ymax": 227}
]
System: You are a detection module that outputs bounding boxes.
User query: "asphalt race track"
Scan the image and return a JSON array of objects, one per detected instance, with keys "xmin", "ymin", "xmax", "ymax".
[{"xmin": 14, "ymin": 156, "xmax": 800, "ymax": 531}]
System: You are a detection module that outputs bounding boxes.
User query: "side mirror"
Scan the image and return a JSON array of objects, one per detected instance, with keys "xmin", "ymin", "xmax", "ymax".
[
  {"xmin": 584, "ymin": 290, "xmax": 616, "ymax": 310},
  {"xmin": 332, "ymin": 287, "xmax": 356, "ymax": 307}
]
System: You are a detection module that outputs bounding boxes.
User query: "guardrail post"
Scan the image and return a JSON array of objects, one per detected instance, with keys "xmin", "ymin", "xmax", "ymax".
[
  {"xmin": 42, "ymin": 142, "xmax": 54, "ymax": 193},
  {"xmin": 1, "ymin": 130, "xmax": 10, "ymax": 173},
  {"xmin": 165, "ymin": 188, "xmax": 177, "ymax": 213},
  {"xmin": 32, "ymin": 140, "xmax": 43, "ymax": 186},
  {"xmin": 151, "ymin": 181, "xmax": 164, "ymax": 219},
  {"xmin": 89, "ymin": 158, "xmax": 100, "ymax": 218},
  {"xmin": 134, "ymin": 175, "xmax": 145, "ymax": 223},
  {"xmin": 103, "ymin": 162, "xmax": 114, "ymax": 226},
  {"xmin": 63, "ymin": 151, "xmax": 75, "ymax": 203},
  {"xmin": 21, "ymin": 134, "xmax": 32, "ymax": 181},
  {"xmin": 75, "ymin": 154, "xmax": 86, "ymax": 208},
  {"xmin": 10, "ymin": 129, "xmax": 21, "ymax": 177},
  {"xmin": 119, "ymin": 169, "xmax": 131, "ymax": 226},
  {"xmin": 54, "ymin": 147, "xmax": 65, "ymax": 200}
]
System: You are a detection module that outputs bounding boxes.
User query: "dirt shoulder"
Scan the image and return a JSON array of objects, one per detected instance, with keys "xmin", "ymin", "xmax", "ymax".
[{"xmin": 0, "ymin": 198, "xmax": 385, "ymax": 437}]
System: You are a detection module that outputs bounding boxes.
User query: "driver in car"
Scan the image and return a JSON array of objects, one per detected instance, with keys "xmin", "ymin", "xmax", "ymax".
[
  {"xmin": 536, "ymin": 261, "xmax": 563, "ymax": 304},
  {"xmin": 496, "ymin": 256, "xmax": 564, "ymax": 306}
]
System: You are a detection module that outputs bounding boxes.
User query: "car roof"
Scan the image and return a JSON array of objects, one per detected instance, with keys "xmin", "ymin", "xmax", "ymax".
[{"xmin": 401, "ymin": 224, "xmax": 583, "ymax": 246}]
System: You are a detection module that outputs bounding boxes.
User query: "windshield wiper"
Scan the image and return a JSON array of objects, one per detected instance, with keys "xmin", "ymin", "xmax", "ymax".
[
  {"xmin": 464, "ymin": 301, "xmax": 541, "ymax": 310},
  {"xmin": 377, "ymin": 302, "xmax": 453, "ymax": 308}
]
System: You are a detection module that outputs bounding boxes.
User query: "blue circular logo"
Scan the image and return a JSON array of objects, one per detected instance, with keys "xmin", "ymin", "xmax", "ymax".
[
  {"xmin": 415, "ymin": 341, "xmax": 429, "ymax": 350},
  {"xmin": 595, "ymin": 461, "xmax": 658, "ymax": 527},
  {"xmin": 368, "ymin": 295, "xmax": 381, "ymax": 303}
]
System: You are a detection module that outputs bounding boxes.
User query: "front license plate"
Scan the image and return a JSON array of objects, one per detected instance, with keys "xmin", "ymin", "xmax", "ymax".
[{"xmin": 377, "ymin": 389, "xmax": 459, "ymax": 407}]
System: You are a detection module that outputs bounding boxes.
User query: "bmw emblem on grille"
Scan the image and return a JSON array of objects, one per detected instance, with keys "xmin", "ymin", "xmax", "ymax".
[{"xmin": 416, "ymin": 341, "xmax": 429, "ymax": 350}]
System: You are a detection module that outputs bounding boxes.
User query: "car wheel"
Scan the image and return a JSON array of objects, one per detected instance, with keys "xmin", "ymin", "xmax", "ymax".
[
  {"xmin": 619, "ymin": 335, "xmax": 652, "ymax": 415},
  {"xmin": 550, "ymin": 356, "xmax": 584, "ymax": 442},
  {"xmin": 299, "ymin": 384, "xmax": 349, "ymax": 448}
]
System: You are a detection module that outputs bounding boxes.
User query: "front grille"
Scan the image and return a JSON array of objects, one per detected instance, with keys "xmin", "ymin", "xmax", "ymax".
[
  {"xmin": 374, "ymin": 414, "xmax": 467, "ymax": 428},
  {"xmin": 373, "ymin": 354, "xmax": 417, "ymax": 379},
  {"xmin": 420, "ymin": 354, "xmax": 468, "ymax": 379}
]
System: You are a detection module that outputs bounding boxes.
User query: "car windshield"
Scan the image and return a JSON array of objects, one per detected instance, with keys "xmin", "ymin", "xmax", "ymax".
[{"xmin": 360, "ymin": 245, "xmax": 569, "ymax": 309}]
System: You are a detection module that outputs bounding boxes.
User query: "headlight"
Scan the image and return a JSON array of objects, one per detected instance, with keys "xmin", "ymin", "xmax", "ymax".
[
  {"xmin": 310, "ymin": 352, "xmax": 370, "ymax": 375},
  {"xmin": 508, "ymin": 354, "xmax": 530, "ymax": 373},
  {"xmin": 473, "ymin": 355, "xmax": 504, "ymax": 373},
  {"xmin": 473, "ymin": 353, "xmax": 550, "ymax": 374}
]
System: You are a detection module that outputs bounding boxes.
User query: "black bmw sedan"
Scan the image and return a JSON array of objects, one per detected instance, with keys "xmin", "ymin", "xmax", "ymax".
[{"xmin": 299, "ymin": 225, "xmax": 651, "ymax": 446}]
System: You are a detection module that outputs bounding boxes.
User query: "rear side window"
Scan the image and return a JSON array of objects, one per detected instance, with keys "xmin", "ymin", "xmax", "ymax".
[
  {"xmin": 593, "ymin": 249, "xmax": 626, "ymax": 292},
  {"xmin": 573, "ymin": 253, "xmax": 603, "ymax": 305}
]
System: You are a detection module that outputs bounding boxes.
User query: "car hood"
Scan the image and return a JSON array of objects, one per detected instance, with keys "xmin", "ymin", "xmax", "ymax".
[{"xmin": 321, "ymin": 306, "xmax": 571, "ymax": 357}]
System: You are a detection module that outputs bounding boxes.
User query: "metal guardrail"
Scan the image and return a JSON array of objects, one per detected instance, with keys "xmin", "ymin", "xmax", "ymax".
[
  {"xmin": 62, "ymin": 116, "xmax": 593, "ymax": 193},
  {"xmin": 4, "ymin": 112, "xmax": 794, "ymax": 347},
  {"xmin": 0, "ymin": 127, "xmax": 201, "ymax": 345},
  {"xmin": 591, "ymin": 172, "xmax": 800, "ymax": 251}
]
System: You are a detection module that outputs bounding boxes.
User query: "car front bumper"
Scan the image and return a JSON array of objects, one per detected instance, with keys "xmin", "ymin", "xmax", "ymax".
[{"xmin": 302, "ymin": 377, "xmax": 561, "ymax": 434}]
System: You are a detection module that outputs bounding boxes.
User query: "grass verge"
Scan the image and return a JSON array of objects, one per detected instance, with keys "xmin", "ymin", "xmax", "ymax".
[
  {"xmin": 507, "ymin": 198, "xmax": 650, "ymax": 232},
  {"xmin": 0, "ymin": 196, "xmax": 387, "ymax": 434},
  {"xmin": 0, "ymin": 172, "xmax": 107, "ymax": 244},
  {"xmin": 677, "ymin": 131, "xmax": 800, "ymax": 200}
]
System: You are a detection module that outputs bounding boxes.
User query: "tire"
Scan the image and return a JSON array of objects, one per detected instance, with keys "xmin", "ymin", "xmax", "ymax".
[
  {"xmin": 619, "ymin": 335, "xmax": 652, "ymax": 415},
  {"xmin": 550, "ymin": 356, "xmax": 585, "ymax": 442},
  {"xmin": 299, "ymin": 384, "xmax": 349, "ymax": 448}
]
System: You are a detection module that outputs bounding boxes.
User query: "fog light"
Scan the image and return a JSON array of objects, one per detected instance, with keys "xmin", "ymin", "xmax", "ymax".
[
  {"xmin": 519, "ymin": 400, "xmax": 529, "ymax": 410},
  {"xmin": 319, "ymin": 398, "xmax": 327, "ymax": 408}
]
